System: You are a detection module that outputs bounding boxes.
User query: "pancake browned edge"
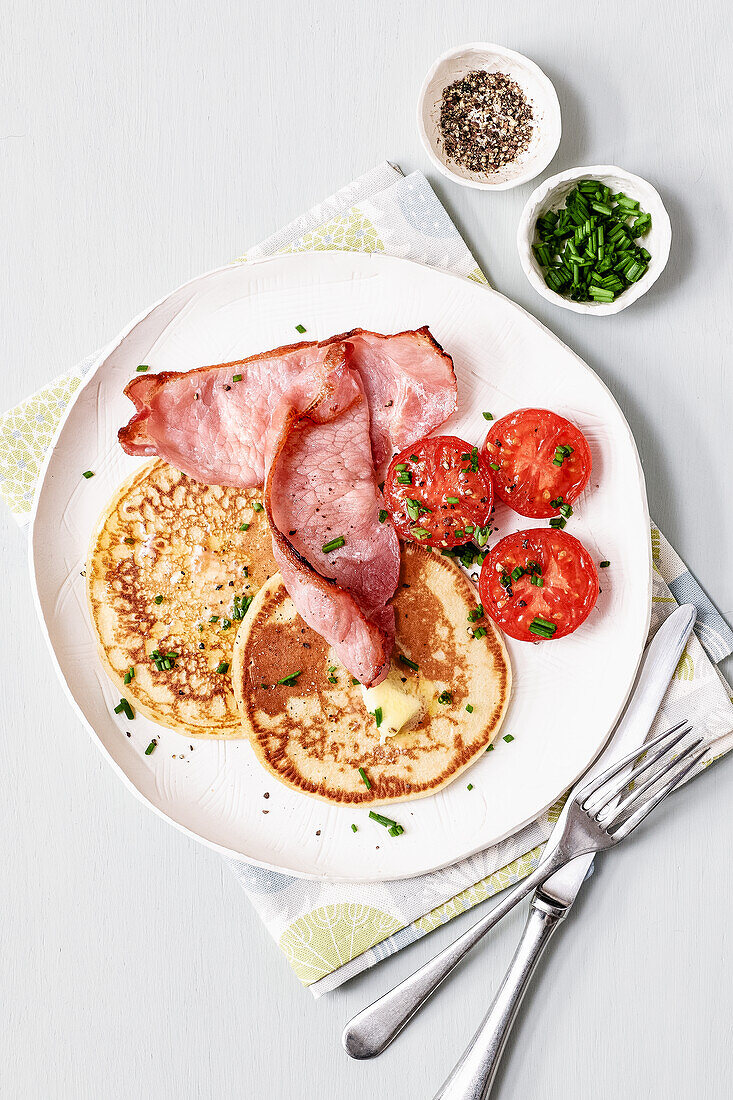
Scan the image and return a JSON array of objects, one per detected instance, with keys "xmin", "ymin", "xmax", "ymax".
[
  {"xmin": 86, "ymin": 459, "xmax": 278, "ymax": 738},
  {"xmin": 232, "ymin": 543, "xmax": 512, "ymax": 805}
]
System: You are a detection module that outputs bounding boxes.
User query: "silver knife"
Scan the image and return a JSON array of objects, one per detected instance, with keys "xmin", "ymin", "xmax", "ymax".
[{"xmin": 432, "ymin": 602, "xmax": 697, "ymax": 1100}]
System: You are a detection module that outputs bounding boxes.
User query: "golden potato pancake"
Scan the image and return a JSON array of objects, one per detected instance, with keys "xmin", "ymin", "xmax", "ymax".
[
  {"xmin": 232, "ymin": 543, "xmax": 512, "ymax": 804},
  {"xmin": 87, "ymin": 459, "xmax": 277, "ymax": 737}
]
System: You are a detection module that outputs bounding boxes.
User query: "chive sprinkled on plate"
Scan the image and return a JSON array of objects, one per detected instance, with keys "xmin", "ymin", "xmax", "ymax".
[
  {"xmin": 398, "ymin": 653, "xmax": 418, "ymax": 671},
  {"xmin": 549, "ymin": 516, "xmax": 567, "ymax": 529},
  {"xmin": 503, "ymin": 733, "xmax": 515, "ymax": 742},
  {"xmin": 482, "ymin": 411, "xmax": 494, "ymax": 420},
  {"xmin": 136, "ymin": 364, "xmax": 149, "ymax": 372},
  {"xmin": 144, "ymin": 738, "xmax": 157, "ymax": 755},
  {"xmin": 295, "ymin": 323, "xmax": 306, "ymax": 334},
  {"xmin": 322, "ymin": 535, "xmax": 346, "ymax": 553},
  {"xmin": 369, "ymin": 810, "xmax": 404, "ymax": 836},
  {"xmin": 114, "ymin": 697, "xmax": 134, "ymax": 720},
  {"xmin": 351, "ymin": 824, "xmax": 358, "ymax": 833},
  {"xmin": 600, "ymin": 560, "xmax": 611, "ymax": 568},
  {"xmin": 467, "ymin": 783, "xmax": 474, "ymax": 791},
  {"xmin": 358, "ymin": 767, "xmax": 371, "ymax": 790},
  {"xmin": 82, "ymin": 470, "xmax": 94, "ymax": 479}
]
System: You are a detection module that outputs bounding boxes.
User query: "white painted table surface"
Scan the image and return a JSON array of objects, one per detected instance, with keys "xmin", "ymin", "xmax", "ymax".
[{"xmin": 2, "ymin": 2, "xmax": 732, "ymax": 1097}]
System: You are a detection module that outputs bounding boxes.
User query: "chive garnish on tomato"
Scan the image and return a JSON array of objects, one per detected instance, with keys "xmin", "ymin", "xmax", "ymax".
[
  {"xmin": 445, "ymin": 496, "xmax": 459, "ymax": 504},
  {"xmin": 529, "ymin": 617, "xmax": 557, "ymax": 638},
  {"xmin": 489, "ymin": 462, "xmax": 499, "ymax": 471}
]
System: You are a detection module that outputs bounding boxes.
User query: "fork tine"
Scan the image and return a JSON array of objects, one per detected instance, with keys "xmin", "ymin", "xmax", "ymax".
[
  {"xmin": 599, "ymin": 735, "xmax": 702, "ymax": 821},
  {"xmin": 609, "ymin": 744, "xmax": 708, "ymax": 841},
  {"xmin": 585, "ymin": 724, "xmax": 692, "ymax": 816},
  {"xmin": 575, "ymin": 721, "xmax": 688, "ymax": 806}
]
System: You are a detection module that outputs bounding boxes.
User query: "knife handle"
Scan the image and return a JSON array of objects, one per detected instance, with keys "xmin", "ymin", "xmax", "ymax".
[{"xmin": 433, "ymin": 894, "xmax": 567, "ymax": 1100}]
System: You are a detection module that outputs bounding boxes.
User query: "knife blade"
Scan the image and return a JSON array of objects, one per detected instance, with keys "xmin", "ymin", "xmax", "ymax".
[{"xmin": 538, "ymin": 600, "xmax": 696, "ymax": 908}]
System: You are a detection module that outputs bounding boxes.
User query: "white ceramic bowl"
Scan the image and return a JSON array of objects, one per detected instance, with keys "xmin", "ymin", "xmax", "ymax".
[
  {"xmin": 517, "ymin": 165, "xmax": 672, "ymax": 315},
  {"xmin": 417, "ymin": 42, "xmax": 561, "ymax": 191}
]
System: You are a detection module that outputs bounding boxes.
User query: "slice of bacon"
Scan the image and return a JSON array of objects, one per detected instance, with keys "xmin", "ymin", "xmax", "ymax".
[
  {"xmin": 118, "ymin": 328, "xmax": 457, "ymax": 486},
  {"xmin": 264, "ymin": 343, "xmax": 400, "ymax": 687}
]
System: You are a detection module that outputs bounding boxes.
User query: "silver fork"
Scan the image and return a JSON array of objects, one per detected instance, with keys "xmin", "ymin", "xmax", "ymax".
[{"xmin": 343, "ymin": 721, "xmax": 705, "ymax": 1066}]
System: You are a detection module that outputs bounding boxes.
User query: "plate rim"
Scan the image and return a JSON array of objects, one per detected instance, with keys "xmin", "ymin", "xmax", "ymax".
[{"xmin": 28, "ymin": 249, "xmax": 652, "ymax": 882}]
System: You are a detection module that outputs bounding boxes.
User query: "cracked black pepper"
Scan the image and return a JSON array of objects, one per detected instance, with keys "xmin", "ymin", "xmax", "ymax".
[{"xmin": 438, "ymin": 70, "xmax": 533, "ymax": 175}]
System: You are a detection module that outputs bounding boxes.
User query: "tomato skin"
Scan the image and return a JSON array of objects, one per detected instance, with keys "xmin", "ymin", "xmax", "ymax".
[
  {"xmin": 384, "ymin": 435, "xmax": 494, "ymax": 549},
  {"xmin": 478, "ymin": 529, "xmax": 599, "ymax": 642},
  {"xmin": 483, "ymin": 408, "xmax": 592, "ymax": 519}
]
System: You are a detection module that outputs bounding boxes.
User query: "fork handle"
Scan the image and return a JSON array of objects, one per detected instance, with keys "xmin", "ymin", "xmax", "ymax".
[
  {"xmin": 342, "ymin": 851, "xmax": 565, "ymax": 1060},
  {"xmin": 433, "ymin": 894, "xmax": 567, "ymax": 1100}
]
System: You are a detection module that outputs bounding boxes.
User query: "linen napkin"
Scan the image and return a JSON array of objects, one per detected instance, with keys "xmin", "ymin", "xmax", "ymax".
[{"xmin": 3, "ymin": 163, "xmax": 732, "ymax": 998}]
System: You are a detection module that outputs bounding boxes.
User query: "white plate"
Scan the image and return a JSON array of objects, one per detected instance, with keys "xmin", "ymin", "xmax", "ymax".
[{"xmin": 30, "ymin": 251, "xmax": 651, "ymax": 882}]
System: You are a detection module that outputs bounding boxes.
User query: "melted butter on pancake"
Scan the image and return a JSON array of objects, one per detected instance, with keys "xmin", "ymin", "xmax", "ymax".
[
  {"xmin": 87, "ymin": 459, "xmax": 278, "ymax": 737},
  {"xmin": 232, "ymin": 543, "xmax": 512, "ymax": 805}
]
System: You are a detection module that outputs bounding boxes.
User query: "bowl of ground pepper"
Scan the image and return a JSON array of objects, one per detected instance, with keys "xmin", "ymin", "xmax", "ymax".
[{"xmin": 417, "ymin": 43, "xmax": 561, "ymax": 190}]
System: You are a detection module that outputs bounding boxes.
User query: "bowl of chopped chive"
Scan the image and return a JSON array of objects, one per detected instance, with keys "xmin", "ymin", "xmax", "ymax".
[
  {"xmin": 417, "ymin": 43, "xmax": 561, "ymax": 190},
  {"xmin": 517, "ymin": 165, "xmax": 671, "ymax": 315}
]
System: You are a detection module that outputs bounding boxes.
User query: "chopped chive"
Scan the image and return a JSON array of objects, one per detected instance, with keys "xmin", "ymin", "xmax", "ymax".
[
  {"xmin": 153, "ymin": 595, "xmax": 164, "ymax": 605},
  {"xmin": 209, "ymin": 615, "xmax": 219, "ymax": 623},
  {"xmin": 295, "ymin": 323, "xmax": 306, "ymax": 334},
  {"xmin": 405, "ymin": 498, "xmax": 421, "ymax": 522},
  {"xmin": 510, "ymin": 566, "xmax": 524, "ymax": 582},
  {"xmin": 549, "ymin": 516, "xmax": 567, "ymax": 529},
  {"xmin": 369, "ymin": 810, "xmax": 401, "ymax": 830},
  {"xmin": 373, "ymin": 706, "xmax": 383, "ymax": 728},
  {"xmin": 351, "ymin": 823, "xmax": 358, "ymax": 833},
  {"xmin": 475, "ymin": 525, "xmax": 491, "ymax": 547},
  {"xmin": 216, "ymin": 661, "xmax": 229, "ymax": 674},
  {"xmin": 395, "ymin": 463, "xmax": 407, "ymax": 471},
  {"xmin": 221, "ymin": 618, "xmax": 232, "ymax": 630},
  {"xmin": 503, "ymin": 734, "xmax": 515, "ymax": 743},
  {"xmin": 600, "ymin": 560, "xmax": 611, "ymax": 568},
  {"xmin": 489, "ymin": 462, "xmax": 500, "ymax": 471},
  {"xmin": 473, "ymin": 627, "xmax": 488, "ymax": 639},
  {"xmin": 410, "ymin": 527, "xmax": 430, "ymax": 540},
  {"xmin": 82, "ymin": 470, "xmax": 94, "ymax": 479},
  {"xmin": 410, "ymin": 454, "xmax": 419, "ymax": 461},
  {"xmin": 276, "ymin": 670, "xmax": 302, "ymax": 686},
  {"xmin": 482, "ymin": 411, "xmax": 494, "ymax": 420},
  {"xmin": 466, "ymin": 704, "xmax": 474, "ymax": 713},
  {"xmin": 529, "ymin": 617, "xmax": 556, "ymax": 638},
  {"xmin": 396, "ymin": 471, "xmax": 412, "ymax": 485},
  {"xmin": 559, "ymin": 503, "xmax": 573, "ymax": 518},
  {"xmin": 388, "ymin": 824, "xmax": 404, "ymax": 837},
  {"xmin": 251, "ymin": 501, "xmax": 263, "ymax": 512},
  {"xmin": 487, "ymin": 743, "xmax": 494, "ymax": 751},
  {"xmin": 239, "ymin": 522, "xmax": 250, "ymax": 531},
  {"xmin": 445, "ymin": 496, "xmax": 459, "ymax": 504},
  {"xmin": 398, "ymin": 653, "xmax": 419, "ymax": 671},
  {"xmin": 123, "ymin": 667, "xmax": 135, "ymax": 685},
  {"xmin": 530, "ymin": 573, "xmax": 544, "ymax": 587},
  {"xmin": 232, "ymin": 374, "xmax": 243, "ymax": 382},
  {"xmin": 114, "ymin": 698, "xmax": 134, "ymax": 720},
  {"xmin": 322, "ymin": 535, "xmax": 346, "ymax": 553},
  {"xmin": 378, "ymin": 509, "xmax": 388, "ymax": 523},
  {"xmin": 351, "ymin": 677, "xmax": 360, "ymax": 685},
  {"xmin": 467, "ymin": 604, "xmax": 484, "ymax": 623},
  {"xmin": 136, "ymin": 364, "xmax": 149, "ymax": 372},
  {"xmin": 437, "ymin": 690, "xmax": 452, "ymax": 705},
  {"xmin": 144, "ymin": 738, "xmax": 157, "ymax": 755},
  {"xmin": 467, "ymin": 783, "xmax": 474, "ymax": 791},
  {"xmin": 123, "ymin": 537, "xmax": 135, "ymax": 545},
  {"xmin": 550, "ymin": 496, "xmax": 564, "ymax": 508},
  {"xmin": 358, "ymin": 767, "xmax": 372, "ymax": 790}
]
